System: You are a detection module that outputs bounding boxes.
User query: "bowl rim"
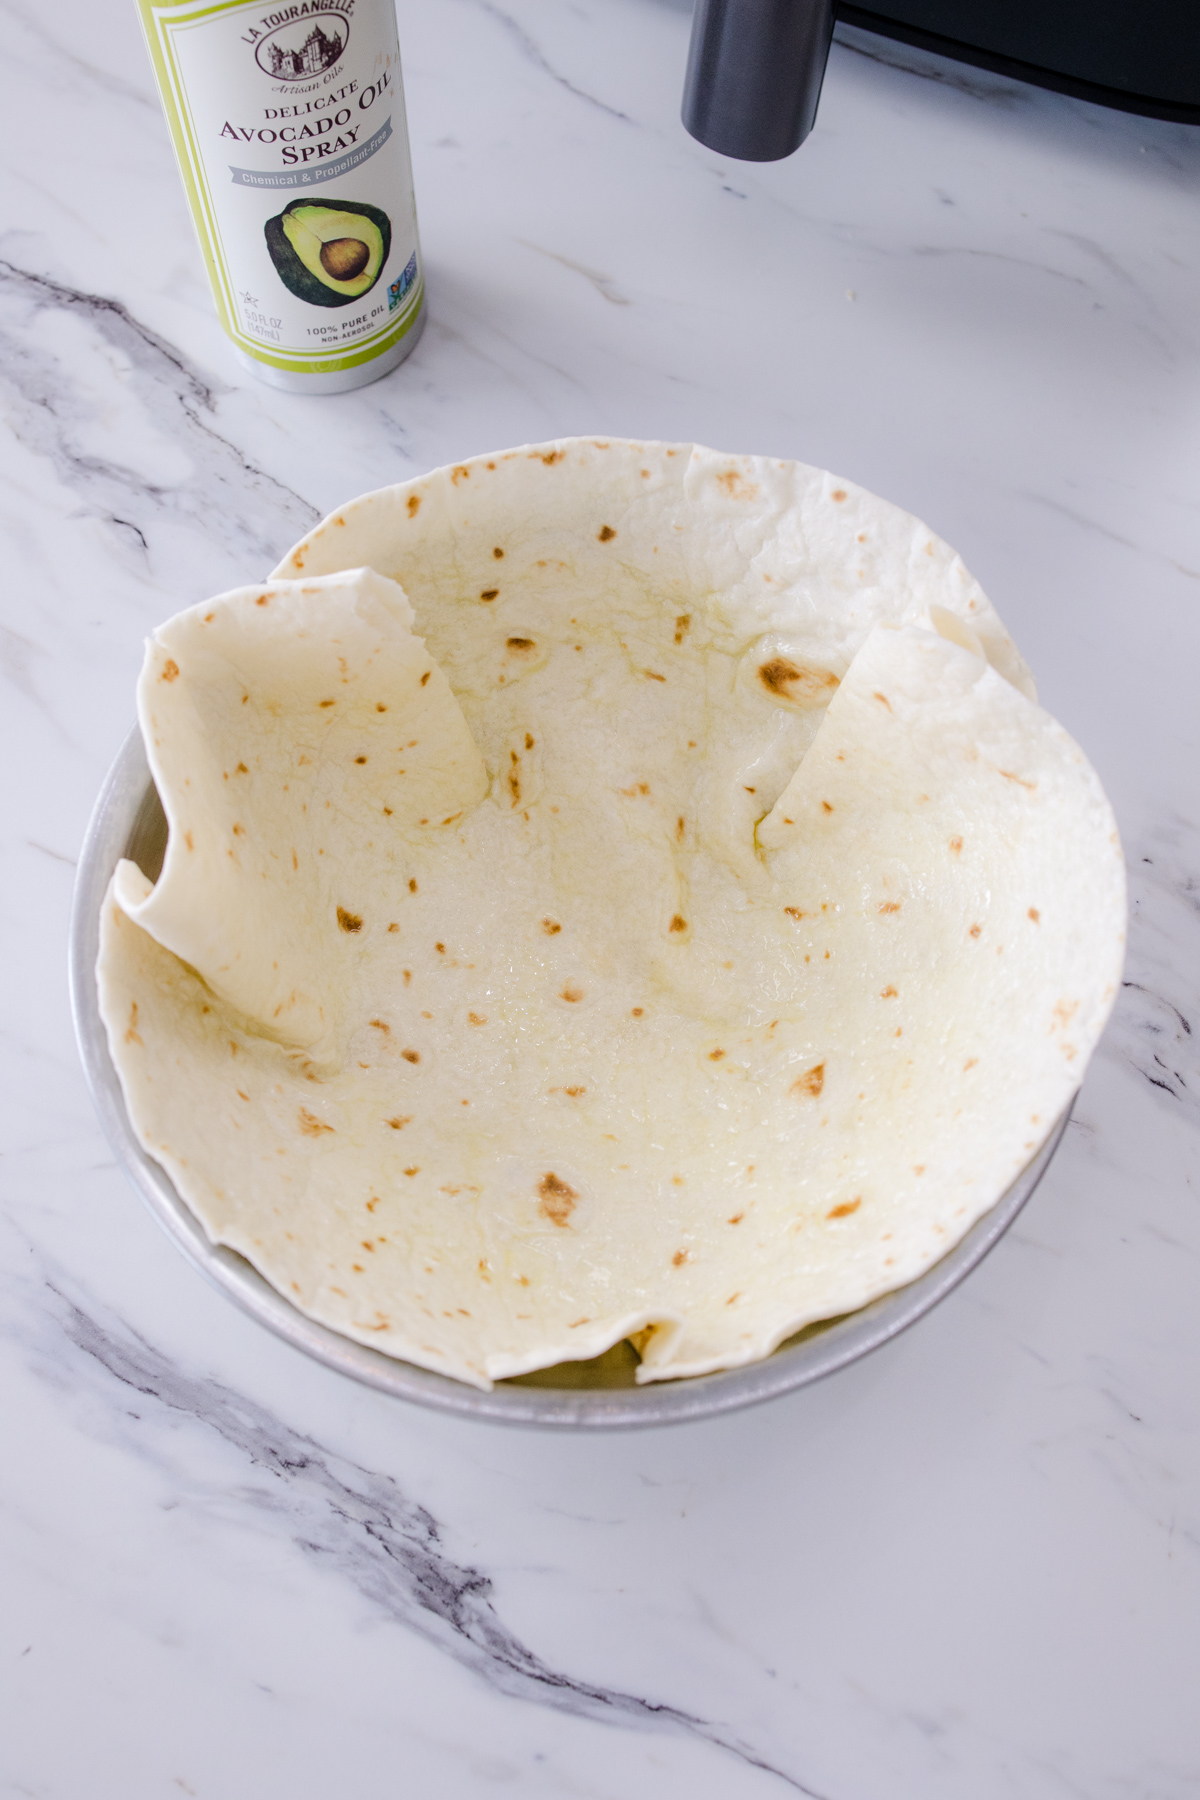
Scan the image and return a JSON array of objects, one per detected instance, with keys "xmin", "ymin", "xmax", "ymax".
[{"xmin": 70, "ymin": 726, "xmax": 1070, "ymax": 1430}]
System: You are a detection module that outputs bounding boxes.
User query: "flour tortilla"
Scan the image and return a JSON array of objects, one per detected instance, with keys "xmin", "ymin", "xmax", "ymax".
[{"xmin": 98, "ymin": 441, "xmax": 1124, "ymax": 1387}]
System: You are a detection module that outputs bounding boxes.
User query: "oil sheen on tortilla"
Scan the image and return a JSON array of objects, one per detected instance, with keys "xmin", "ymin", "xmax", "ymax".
[{"xmin": 97, "ymin": 440, "xmax": 1125, "ymax": 1387}]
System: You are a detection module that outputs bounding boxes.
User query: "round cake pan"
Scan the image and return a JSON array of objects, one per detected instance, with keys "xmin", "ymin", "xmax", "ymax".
[{"xmin": 70, "ymin": 727, "xmax": 1069, "ymax": 1429}]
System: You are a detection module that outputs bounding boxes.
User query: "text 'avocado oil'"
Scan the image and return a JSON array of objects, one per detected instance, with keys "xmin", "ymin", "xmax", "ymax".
[{"xmin": 137, "ymin": 0, "xmax": 425, "ymax": 392}]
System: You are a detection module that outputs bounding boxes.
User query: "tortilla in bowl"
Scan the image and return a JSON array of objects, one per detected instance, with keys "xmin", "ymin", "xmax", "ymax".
[{"xmin": 96, "ymin": 440, "xmax": 1124, "ymax": 1389}]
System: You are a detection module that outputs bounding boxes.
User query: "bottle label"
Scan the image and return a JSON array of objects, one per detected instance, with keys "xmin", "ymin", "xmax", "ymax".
[{"xmin": 138, "ymin": 0, "xmax": 423, "ymax": 374}]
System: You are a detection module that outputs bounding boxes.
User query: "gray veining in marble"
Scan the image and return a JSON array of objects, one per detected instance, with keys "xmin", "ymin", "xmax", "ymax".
[
  {"xmin": 14, "ymin": 1263, "xmax": 823, "ymax": 1793},
  {"xmin": 3, "ymin": 0, "xmax": 1199, "ymax": 1795}
]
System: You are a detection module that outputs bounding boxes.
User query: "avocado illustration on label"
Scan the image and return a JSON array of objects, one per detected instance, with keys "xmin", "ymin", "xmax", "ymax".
[{"xmin": 264, "ymin": 198, "xmax": 392, "ymax": 307}]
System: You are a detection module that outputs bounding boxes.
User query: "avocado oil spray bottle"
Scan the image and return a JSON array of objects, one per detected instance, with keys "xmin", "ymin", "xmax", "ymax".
[{"xmin": 136, "ymin": 0, "xmax": 425, "ymax": 392}]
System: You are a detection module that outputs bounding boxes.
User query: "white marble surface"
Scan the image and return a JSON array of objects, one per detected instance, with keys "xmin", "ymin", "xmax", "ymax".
[{"xmin": 3, "ymin": 0, "xmax": 1199, "ymax": 1794}]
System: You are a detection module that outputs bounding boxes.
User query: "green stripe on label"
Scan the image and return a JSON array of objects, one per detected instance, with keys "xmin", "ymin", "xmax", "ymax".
[
  {"xmin": 228, "ymin": 281, "xmax": 424, "ymax": 373},
  {"xmin": 136, "ymin": 0, "xmax": 421, "ymax": 377}
]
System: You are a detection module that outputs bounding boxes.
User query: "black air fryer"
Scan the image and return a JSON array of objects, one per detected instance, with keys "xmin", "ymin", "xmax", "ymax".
[{"xmin": 682, "ymin": 0, "xmax": 1200, "ymax": 161}]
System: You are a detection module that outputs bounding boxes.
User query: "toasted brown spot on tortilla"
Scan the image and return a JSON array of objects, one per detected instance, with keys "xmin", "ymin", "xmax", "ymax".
[
  {"xmin": 831, "ymin": 488, "xmax": 847, "ymax": 502},
  {"xmin": 409, "ymin": 878, "xmax": 418, "ymax": 893},
  {"xmin": 160, "ymin": 659, "xmax": 179, "ymax": 682},
  {"xmin": 537, "ymin": 1171, "xmax": 577, "ymax": 1226},
  {"xmin": 963, "ymin": 1057, "xmax": 978, "ymax": 1070},
  {"xmin": 783, "ymin": 906, "xmax": 806, "ymax": 920},
  {"xmin": 319, "ymin": 698, "xmax": 335, "ymax": 708},
  {"xmin": 708, "ymin": 1048, "xmax": 726, "ymax": 1061},
  {"xmin": 668, "ymin": 914, "xmax": 688, "ymax": 935},
  {"xmin": 404, "ymin": 1166, "xmax": 419, "ymax": 1176},
  {"xmin": 821, "ymin": 801, "xmax": 834, "ymax": 814},
  {"xmin": 564, "ymin": 1085, "xmax": 585, "ymax": 1097},
  {"xmin": 674, "ymin": 613, "xmax": 691, "ymax": 644},
  {"xmin": 758, "ymin": 657, "xmax": 839, "ymax": 705},
  {"xmin": 354, "ymin": 756, "xmax": 368, "ymax": 766},
  {"xmin": 643, "ymin": 669, "xmax": 666, "ymax": 683},
  {"xmin": 631, "ymin": 1007, "xmax": 644, "ymax": 1017},
  {"xmin": 541, "ymin": 917, "xmax": 562, "ymax": 935},
  {"xmin": 728, "ymin": 1213, "xmax": 744, "ymax": 1225},
  {"xmin": 507, "ymin": 636, "xmax": 535, "ymax": 651},
  {"xmin": 598, "ymin": 525, "xmax": 616, "ymax": 541},
  {"xmin": 828, "ymin": 1198, "xmax": 861, "ymax": 1218},
  {"xmin": 999, "ymin": 769, "xmax": 1037, "ymax": 790},
  {"xmin": 873, "ymin": 691, "xmax": 892, "ymax": 711},
  {"xmin": 881, "ymin": 984, "xmax": 898, "ymax": 998},
  {"xmin": 493, "ymin": 546, "xmax": 505, "ymax": 559},
  {"xmin": 124, "ymin": 1002, "xmax": 143, "ymax": 1047},
  {"xmin": 716, "ymin": 469, "xmax": 759, "ymax": 500},
  {"xmin": 1028, "ymin": 907, "xmax": 1041, "ymax": 922},
  {"xmin": 560, "ymin": 982, "xmax": 584, "ymax": 1003},
  {"xmin": 298, "ymin": 1108, "xmax": 334, "ymax": 1137},
  {"xmin": 337, "ymin": 907, "xmax": 363, "ymax": 933},
  {"xmin": 419, "ymin": 670, "xmax": 431, "ymax": 688},
  {"xmin": 672, "ymin": 1250, "xmax": 689, "ymax": 1266},
  {"xmin": 401, "ymin": 1049, "xmax": 420, "ymax": 1064},
  {"xmin": 385, "ymin": 1116, "xmax": 411, "ymax": 1130},
  {"xmin": 791, "ymin": 1063, "xmax": 825, "ymax": 1099},
  {"xmin": 879, "ymin": 901, "xmax": 901, "ymax": 914},
  {"xmin": 407, "ymin": 494, "xmax": 421, "ymax": 517},
  {"xmin": 185, "ymin": 832, "xmax": 194, "ymax": 851},
  {"xmin": 969, "ymin": 923, "xmax": 982, "ymax": 939},
  {"xmin": 950, "ymin": 836, "xmax": 963, "ymax": 853},
  {"xmin": 480, "ymin": 588, "xmax": 499, "ymax": 601},
  {"xmin": 468, "ymin": 1012, "xmax": 487, "ymax": 1026}
]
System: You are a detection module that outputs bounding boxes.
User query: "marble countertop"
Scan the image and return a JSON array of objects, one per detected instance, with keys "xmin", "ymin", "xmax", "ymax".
[{"xmin": 4, "ymin": 1, "xmax": 1199, "ymax": 1794}]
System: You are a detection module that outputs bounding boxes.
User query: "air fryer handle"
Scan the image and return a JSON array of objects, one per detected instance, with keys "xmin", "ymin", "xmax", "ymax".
[{"xmin": 682, "ymin": 0, "xmax": 836, "ymax": 161}]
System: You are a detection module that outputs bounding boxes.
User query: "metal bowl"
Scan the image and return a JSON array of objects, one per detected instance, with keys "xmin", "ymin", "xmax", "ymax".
[{"xmin": 70, "ymin": 728, "xmax": 1068, "ymax": 1429}]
